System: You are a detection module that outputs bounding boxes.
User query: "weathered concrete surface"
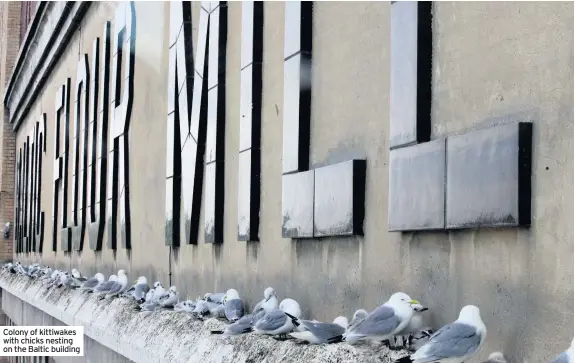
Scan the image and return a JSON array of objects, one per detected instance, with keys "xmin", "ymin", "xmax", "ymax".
[
  {"xmin": 0, "ymin": 272, "xmax": 408, "ymax": 363},
  {"xmin": 11, "ymin": 2, "xmax": 574, "ymax": 363}
]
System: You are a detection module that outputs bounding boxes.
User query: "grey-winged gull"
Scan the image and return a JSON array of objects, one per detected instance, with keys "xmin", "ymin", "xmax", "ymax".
[
  {"xmin": 79, "ymin": 273, "xmax": 105, "ymax": 291},
  {"xmin": 288, "ymin": 315, "xmax": 348, "ymax": 344},
  {"xmin": 104, "ymin": 270, "xmax": 128, "ymax": 299},
  {"xmin": 253, "ymin": 298, "xmax": 302, "ymax": 339},
  {"xmin": 224, "ymin": 289, "xmax": 244, "ymax": 322},
  {"xmin": 396, "ymin": 305, "xmax": 487, "ymax": 363},
  {"xmin": 343, "ymin": 292, "xmax": 420, "ymax": 344}
]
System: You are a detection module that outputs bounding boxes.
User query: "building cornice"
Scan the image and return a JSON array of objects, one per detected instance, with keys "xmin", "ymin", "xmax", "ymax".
[
  {"xmin": 0, "ymin": 272, "xmax": 405, "ymax": 362},
  {"xmin": 3, "ymin": 1, "xmax": 92, "ymax": 132}
]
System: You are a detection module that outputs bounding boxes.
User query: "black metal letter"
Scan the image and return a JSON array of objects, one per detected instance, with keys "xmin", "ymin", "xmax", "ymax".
[
  {"xmin": 70, "ymin": 54, "xmax": 90, "ymax": 251},
  {"xmin": 53, "ymin": 81, "xmax": 71, "ymax": 252},
  {"xmin": 204, "ymin": 2, "xmax": 227, "ymax": 244},
  {"xmin": 34, "ymin": 114, "xmax": 46, "ymax": 252},
  {"xmin": 165, "ymin": 1, "xmax": 227, "ymax": 245},
  {"xmin": 165, "ymin": 1, "xmax": 196, "ymax": 247},
  {"xmin": 15, "ymin": 150, "xmax": 22, "ymax": 253},
  {"xmin": 107, "ymin": 3, "xmax": 135, "ymax": 250},
  {"xmin": 237, "ymin": 1, "xmax": 263, "ymax": 241},
  {"xmin": 89, "ymin": 23, "xmax": 110, "ymax": 251}
]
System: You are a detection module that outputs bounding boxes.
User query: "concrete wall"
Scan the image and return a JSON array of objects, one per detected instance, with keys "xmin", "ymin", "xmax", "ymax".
[
  {"xmin": 0, "ymin": 1, "xmax": 22, "ymax": 263},
  {"xmin": 1, "ymin": 284, "xmax": 133, "ymax": 363},
  {"xmin": 8, "ymin": 2, "xmax": 574, "ymax": 362}
]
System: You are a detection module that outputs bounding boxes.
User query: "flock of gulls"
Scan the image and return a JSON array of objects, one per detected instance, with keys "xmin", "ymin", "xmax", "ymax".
[{"xmin": 2, "ymin": 262, "xmax": 573, "ymax": 363}]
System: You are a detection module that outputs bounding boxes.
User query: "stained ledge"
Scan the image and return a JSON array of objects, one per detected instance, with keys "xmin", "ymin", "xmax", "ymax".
[{"xmin": 0, "ymin": 272, "xmax": 407, "ymax": 363}]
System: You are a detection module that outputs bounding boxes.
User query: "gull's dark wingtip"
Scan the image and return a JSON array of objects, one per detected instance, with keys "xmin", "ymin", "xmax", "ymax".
[
  {"xmin": 394, "ymin": 356, "xmax": 413, "ymax": 363},
  {"xmin": 210, "ymin": 330, "xmax": 224, "ymax": 335},
  {"xmin": 327, "ymin": 335, "xmax": 343, "ymax": 344},
  {"xmin": 284, "ymin": 312, "xmax": 300, "ymax": 326}
]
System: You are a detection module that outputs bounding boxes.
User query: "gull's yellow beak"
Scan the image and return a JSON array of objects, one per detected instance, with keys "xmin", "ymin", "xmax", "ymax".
[{"xmin": 410, "ymin": 299, "xmax": 420, "ymax": 305}]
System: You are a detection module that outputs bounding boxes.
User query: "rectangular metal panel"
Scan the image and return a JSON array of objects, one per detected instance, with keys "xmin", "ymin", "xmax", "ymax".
[
  {"xmin": 388, "ymin": 139, "xmax": 446, "ymax": 231},
  {"xmin": 446, "ymin": 122, "xmax": 532, "ymax": 229}
]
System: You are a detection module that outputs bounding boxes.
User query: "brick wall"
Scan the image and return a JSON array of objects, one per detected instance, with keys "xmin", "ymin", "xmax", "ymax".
[{"xmin": 0, "ymin": 2, "xmax": 22, "ymax": 262}]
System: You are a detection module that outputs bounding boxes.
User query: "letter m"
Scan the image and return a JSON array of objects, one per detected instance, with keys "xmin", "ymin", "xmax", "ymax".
[{"xmin": 165, "ymin": 2, "xmax": 227, "ymax": 246}]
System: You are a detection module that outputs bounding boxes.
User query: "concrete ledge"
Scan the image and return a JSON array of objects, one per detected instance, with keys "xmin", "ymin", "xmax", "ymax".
[{"xmin": 0, "ymin": 272, "xmax": 407, "ymax": 363}]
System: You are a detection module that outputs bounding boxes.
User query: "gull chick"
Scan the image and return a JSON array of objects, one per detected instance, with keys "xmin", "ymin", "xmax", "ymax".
[
  {"xmin": 347, "ymin": 309, "xmax": 368, "ymax": 332},
  {"xmin": 482, "ymin": 352, "xmax": 507, "ymax": 363},
  {"xmin": 394, "ymin": 303, "xmax": 430, "ymax": 349},
  {"xmin": 251, "ymin": 287, "xmax": 279, "ymax": 324}
]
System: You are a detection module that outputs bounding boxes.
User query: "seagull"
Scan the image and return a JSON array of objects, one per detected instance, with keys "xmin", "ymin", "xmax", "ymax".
[
  {"xmin": 205, "ymin": 292, "xmax": 226, "ymax": 304},
  {"xmin": 124, "ymin": 276, "xmax": 150, "ymax": 302},
  {"xmin": 396, "ymin": 305, "xmax": 487, "ymax": 363},
  {"xmin": 134, "ymin": 287, "xmax": 160, "ymax": 312},
  {"xmin": 79, "ymin": 273, "xmax": 105, "ymax": 291},
  {"xmin": 253, "ymin": 298, "xmax": 302, "ymax": 339},
  {"xmin": 92, "ymin": 274, "xmax": 119, "ymax": 294},
  {"xmin": 408, "ymin": 328, "xmax": 435, "ymax": 352},
  {"xmin": 251, "ymin": 287, "xmax": 279, "ymax": 325},
  {"xmin": 151, "ymin": 282, "xmax": 165, "ymax": 303},
  {"xmin": 394, "ymin": 304, "xmax": 430, "ymax": 349},
  {"xmin": 211, "ymin": 314, "xmax": 255, "ymax": 336},
  {"xmin": 210, "ymin": 303, "xmax": 226, "ymax": 318},
  {"xmin": 343, "ymin": 292, "xmax": 420, "ymax": 345},
  {"xmin": 175, "ymin": 299, "xmax": 197, "ymax": 313},
  {"xmin": 287, "ymin": 315, "xmax": 348, "ymax": 344},
  {"xmin": 347, "ymin": 309, "xmax": 368, "ymax": 332},
  {"xmin": 159, "ymin": 286, "xmax": 179, "ymax": 308},
  {"xmin": 551, "ymin": 338, "xmax": 574, "ymax": 363},
  {"xmin": 224, "ymin": 289, "xmax": 245, "ymax": 322},
  {"xmin": 105, "ymin": 270, "xmax": 128, "ymax": 299},
  {"xmin": 482, "ymin": 352, "xmax": 507, "ymax": 363},
  {"xmin": 56, "ymin": 272, "xmax": 72, "ymax": 288},
  {"xmin": 194, "ymin": 299, "xmax": 220, "ymax": 317}
]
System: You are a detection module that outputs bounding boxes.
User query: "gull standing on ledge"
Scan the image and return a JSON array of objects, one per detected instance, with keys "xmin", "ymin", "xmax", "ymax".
[
  {"xmin": 343, "ymin": 292, "xmax": 419, "ymax": 344},
  {"xmin": 396, "ymin": 305, "xmax": 487, "ymax": 363}
]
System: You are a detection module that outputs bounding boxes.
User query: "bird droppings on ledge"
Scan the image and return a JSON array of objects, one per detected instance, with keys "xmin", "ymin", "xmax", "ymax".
[{"xmin": 0, "ymin": 271, "xmax": 409, "ymax": 363}]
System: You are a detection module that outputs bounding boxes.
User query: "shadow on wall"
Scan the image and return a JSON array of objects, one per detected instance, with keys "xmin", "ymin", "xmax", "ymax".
[
  {"xmin": 289, "ymin": 236, "xmax": 363, "ymax": 319},
  {"xmin": 401, "ymin": 227, "xmax": 572, "ymax": 363}
]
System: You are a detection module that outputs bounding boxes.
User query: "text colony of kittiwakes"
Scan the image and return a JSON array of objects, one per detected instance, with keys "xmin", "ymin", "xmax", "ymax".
[{"xmin": 2, "ymin": 262, "xmax": 573, "ymax": 363}]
